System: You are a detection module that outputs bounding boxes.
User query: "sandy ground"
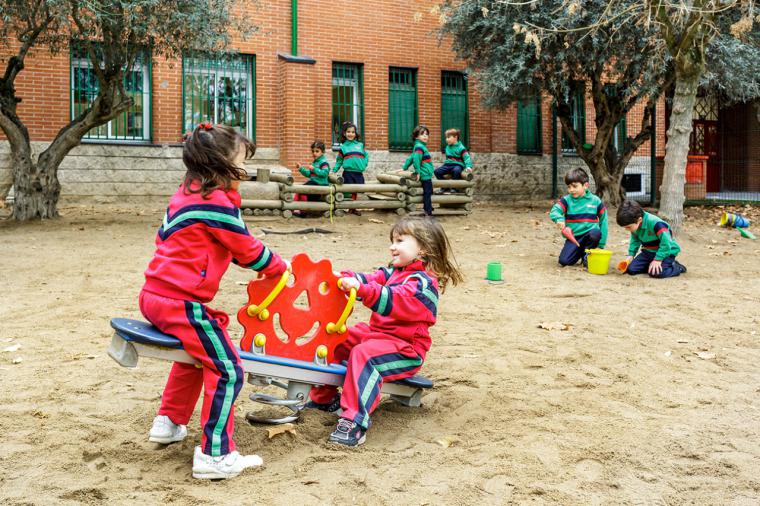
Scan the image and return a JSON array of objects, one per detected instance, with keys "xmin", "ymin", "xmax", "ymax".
[{"xmin": 1, "ymin": 201, "xmax": 760, "ymax": 505}]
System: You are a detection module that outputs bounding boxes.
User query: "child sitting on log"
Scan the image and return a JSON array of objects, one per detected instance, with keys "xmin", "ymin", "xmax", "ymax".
[{"xmin": 295, "ymin": 140, "xmax": 331, "ymax": 204}]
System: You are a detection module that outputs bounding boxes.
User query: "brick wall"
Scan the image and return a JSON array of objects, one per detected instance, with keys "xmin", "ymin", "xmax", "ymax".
[{"xmin": 1, "ymin": 0, "xmax": 678, "ymax": 201}]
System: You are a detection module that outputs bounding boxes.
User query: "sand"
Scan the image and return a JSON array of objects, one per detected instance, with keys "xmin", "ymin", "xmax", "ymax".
[{"xmin": 1, "ymin": 202, "xmax": 760, "ymax": 505}]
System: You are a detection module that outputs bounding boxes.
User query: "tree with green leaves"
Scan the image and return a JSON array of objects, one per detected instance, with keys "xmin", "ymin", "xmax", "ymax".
[
  {"xmin": 0, "ymin": 0, "xmax": 250, "ymax": 221},
  {"xmin": 645, "ymin": 0, "xmax": 759, "ymax": 231},
  {"xmin": 441, "ymin": 0, "xmax": 674, "ymax": 206}
]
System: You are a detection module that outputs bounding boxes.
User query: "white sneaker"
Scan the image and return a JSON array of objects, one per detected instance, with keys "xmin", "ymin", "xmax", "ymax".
[
  {"xmin": 192, "ymin": 446, "xmax": 263, "ymax": 480},
  {"xmin": 148, "ymin": 415, "xmax": 187, "ymax": 444}
]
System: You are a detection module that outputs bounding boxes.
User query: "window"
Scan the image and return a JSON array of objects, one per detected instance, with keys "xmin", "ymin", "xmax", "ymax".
[
  {"xmin": 517, "ymin": 95, "xmax": 542, "ymax": 154},
  {"xmin": 388, "ymin": 67, "xmax": 418, "ymax": 151},
  {"xmin": 561, "ymin": 82, "xmax": 586, "ymax": 153},
  {"xmin": 70, "ymin": 44, "xmax": 151, "ymax": 141},
  {"xmin": 332, "ymin": 63, "xmax": 364, "ymax": 148},
  {"xmin": 441, "ymin": 71, "xmax": 469, "ymax": 149},
  {"xmin": 183, "ymin": 54, "xmax": 255, "ymax": 138}
]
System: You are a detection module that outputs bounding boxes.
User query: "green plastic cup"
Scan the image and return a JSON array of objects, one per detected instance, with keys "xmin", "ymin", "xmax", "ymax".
[{"xmin": 486, "ymin": 262, "xmax": 503, "ymax": 282}]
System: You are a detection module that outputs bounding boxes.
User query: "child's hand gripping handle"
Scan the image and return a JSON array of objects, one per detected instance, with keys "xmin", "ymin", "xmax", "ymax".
[{"xmin": 327, "ymin": 278, "xmax": 357, "ymax": 334}]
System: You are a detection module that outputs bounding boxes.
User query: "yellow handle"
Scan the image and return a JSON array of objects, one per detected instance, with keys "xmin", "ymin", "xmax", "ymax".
[
  {"xmin": 246, "ymin": 269, "xmax": 290, "ymax": 321},
  {"xmin": 326, "ymin": 280, "xmax": 356, "ymax": 334}
]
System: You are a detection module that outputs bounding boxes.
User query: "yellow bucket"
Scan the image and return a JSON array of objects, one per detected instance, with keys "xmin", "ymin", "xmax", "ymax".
[{"xmin": 586, "ymin": 248, "xmax": 613, "ymax": 275}]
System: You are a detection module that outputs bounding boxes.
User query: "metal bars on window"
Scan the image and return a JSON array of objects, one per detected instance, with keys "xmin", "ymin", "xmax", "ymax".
[
  {"xmin": 561, "ymin": 82, "xmax": 586, "ymax": 152},
  {"xmin": 332, "ymin": 62, "xmax": 364, "ymax": 148},
  {"xmin": 182, "ymin": 54, "xmax": 255, "ymax": 138},
  {"xmin": 441, "ymin": 71, "xmax": 469, "ymax": 150},
  {"xmin": 517, "ymin": 95, "xmax": 542, "ymax": 154},
  {"xmin": 388, "ymin": 67, "xmax": 418, "ymax": 151},
  {"xmin": 70, "ymin": 43, "xmax": 151, "ymax": 141}
]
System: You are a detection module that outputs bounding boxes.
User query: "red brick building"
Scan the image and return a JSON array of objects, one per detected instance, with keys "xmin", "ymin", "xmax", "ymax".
[{"xmin": 10, "ymin": 0, "xmax": 737, "ymax": 203}]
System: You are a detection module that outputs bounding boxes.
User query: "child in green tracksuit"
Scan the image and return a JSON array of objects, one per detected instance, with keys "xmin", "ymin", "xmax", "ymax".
[
  {"xmin": 295, "ymin": 140, "xmax": 330, "ymax": 203},
  {"xmin": 549, "ymin": 167, "xmax": 608, "ymax": 266},
  {"xmin": 616, "ymin": 199, "xmax": 686, "ymax": 278},
  {"xmin": 435, "ymin": 128, "xmax": 472, "ymax": 182},
  {"xmin": 333, "ymin": 121, "xmax": 368, "ymax": 215},
  {"xmin": 402, "ymin": 125, "xmax": 435, "ymax": 216}
]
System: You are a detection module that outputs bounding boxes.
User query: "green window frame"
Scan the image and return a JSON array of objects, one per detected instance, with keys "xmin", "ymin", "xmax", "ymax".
[
  {"xmin": 441, "ymin": 71, "xmax": 469, "ymax": 150},
  {"xmin": 561, "ymin": 81, "xmax": 586, "ymax": 153},
  {"xmin": 388, "ymin": 67, "xmax": 418, "ymax": 151},
  {"xmin": 70, "ymin": 43, "xmax": 151, "ymax": 142},
  {"xmin": 182, "ymin": 54, "xmax": 255, "ymax": 139},
  {"xmin": 332, "ymin": 62, "xmax": 365, "ymax": 148},
  {"xmin": 613, "ymin": 116, "xmax": 627, "ymax": 155},
  {"xmin": 517, "ymin": 95, "xmax": 542, "ymax": 154}
]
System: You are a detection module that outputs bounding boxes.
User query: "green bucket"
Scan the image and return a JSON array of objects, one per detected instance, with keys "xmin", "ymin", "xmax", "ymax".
[{"xmin": 486, "ymin": 262, "xmax": 503, "ymax": 282}]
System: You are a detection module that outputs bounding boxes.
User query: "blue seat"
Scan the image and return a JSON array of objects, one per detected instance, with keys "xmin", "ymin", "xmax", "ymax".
[
  {"xmin": 110, "ymin": 318, "xmax": 433, "ymax": 388},
  {"xmin": 111, "ymin": 318, "xmax": 183, "ymax": 349}
]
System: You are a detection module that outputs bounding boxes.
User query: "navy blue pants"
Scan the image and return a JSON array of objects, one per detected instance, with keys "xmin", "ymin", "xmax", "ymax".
[
  {"xmin": 558, "ymin": 228, "xmax": 601, "ymax": 266},
  {"xmin": 434, "ymin": 163, "xmax": 464, "ymax": 180},
  {"xmin": 627, "ymin": 250, "xmax": 684, "ymax": 278},
  {"xmin": 421, "ymin": 179, "xmax": 433, "ymax": 216}
]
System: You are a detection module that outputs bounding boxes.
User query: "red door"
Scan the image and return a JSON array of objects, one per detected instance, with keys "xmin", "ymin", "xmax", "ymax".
[{"xmin": 689, "ymin": 96, "xmax": 721, "ymax": 192}]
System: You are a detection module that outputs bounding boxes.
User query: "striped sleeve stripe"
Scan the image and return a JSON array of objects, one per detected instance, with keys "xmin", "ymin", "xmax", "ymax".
[
  {"xmin": 370, "ymin": 286, "xmax": 394, "ymax": 316},
  {"xmin": 320, "ymin": 162, "xmax": 330, "ymax": 169},
  {"xmin": 355, "ymin": 272, "xmax": 368, "ymax": 283},
  {"xmin": 557, "ymin": 197, "xmax": 568, "ymax": 212},
  {"xmin": 414, "ymin": 148, "xmax": 424, "ymax": 154},
  {"xmin": 597, "ymin": 204, "xmax": 607, "ymax": 216},
  {"xmin": 234, "ymin": 246, "xmax": 273, "ymax": 271},
  {"xmin": 380, "ymin": 267, "xmax": 394, "ymax": 280},
  {"xmin": 159, "ymin": 204, "xmax": 247, "ymax": 240},
  {"xmin": 409, "ymin": 273, "xmax": 438, "ymax": 317},
  {"xmin": 654, "ymin": 222, "xmax": 670, "ymax": 235}
]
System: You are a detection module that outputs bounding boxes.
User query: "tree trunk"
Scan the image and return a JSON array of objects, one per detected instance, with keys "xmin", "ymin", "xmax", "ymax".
[
  {"xmin": 12, "ymin": 152, "xmax": 61, "ymax": 220},
  {"xmin": 659, "ymin": 71, "xmax": 700, "ymax": 233},
  {"xmin": 587, "ymin": 158, "xmax": 626, "ymax": 207}
]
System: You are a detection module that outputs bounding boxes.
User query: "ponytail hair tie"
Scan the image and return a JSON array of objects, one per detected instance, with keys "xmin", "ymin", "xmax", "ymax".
[{"xmin": 198, "ymin": 122, "xmax": 213, "ymax": 131}]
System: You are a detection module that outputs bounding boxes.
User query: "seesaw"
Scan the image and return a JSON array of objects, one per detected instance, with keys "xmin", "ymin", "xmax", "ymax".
[{"xmin": 108, "ymin": 253, "xmax": 433, "ymax": 424}]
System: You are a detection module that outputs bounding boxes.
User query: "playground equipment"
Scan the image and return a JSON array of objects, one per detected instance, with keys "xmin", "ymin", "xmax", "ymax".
[
  {"xmin": 720, "ymin": 212, "xmax": 750, "ymax": 228},
  {"xmin": 238, "ymin": 167, "xmax": 475, "ymax": 218},
  {"xmin": 107, "ymin": 253, "xmax": 433, "ymax": 425},
  {"xmin": 586, "ymin": 248, "xmax": 613, "ymax": 275}
]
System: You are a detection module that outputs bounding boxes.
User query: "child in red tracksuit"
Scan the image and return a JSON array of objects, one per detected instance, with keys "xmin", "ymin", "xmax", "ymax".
[
  {"xmin": 140, "ymin": 123, "xmax": 288, "ymax": 480},
  {"xmin": 306, "ymin": 216, "xmax": 463, "ymax": 446}
]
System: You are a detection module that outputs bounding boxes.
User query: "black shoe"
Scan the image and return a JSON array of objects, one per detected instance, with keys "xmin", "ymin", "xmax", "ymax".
[
  {"xmin": 303, "ymin": 394, "xmax": 341, "ymax": 413},
  {"xmin": 676, "ymin": 261, "xmax": 687, "ymax": 274},
  {"xmin": 329, "ymin": 417, "xmax": 366, "ymax": 447},
  {"xmin": 582, "ymin": 253, "xmax": 589, "ymax": 268}
]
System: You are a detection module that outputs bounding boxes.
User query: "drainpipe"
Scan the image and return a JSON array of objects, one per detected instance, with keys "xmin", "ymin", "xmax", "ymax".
[{"xmin": 291, "ymin": 0, "xmax": 298, "ymax": 56}]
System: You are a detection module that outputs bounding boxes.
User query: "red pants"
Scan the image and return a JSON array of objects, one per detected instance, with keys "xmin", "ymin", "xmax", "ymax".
[
  {"xmin": 139, "ymin": 290, "xmax": 243, "ymax": 456},
  {"xmin": 309, "ymin": 322, "xmax": 423, "ymax": 428}
]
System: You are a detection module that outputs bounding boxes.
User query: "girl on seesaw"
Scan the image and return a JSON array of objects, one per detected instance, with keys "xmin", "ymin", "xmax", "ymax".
[
  {"xmin": 140, "ymin": 123, "xmax": 288, "ymax": 479},
  {"xmin": 306, "ymin": 216, "xmax": 463, "ymax": 446}
]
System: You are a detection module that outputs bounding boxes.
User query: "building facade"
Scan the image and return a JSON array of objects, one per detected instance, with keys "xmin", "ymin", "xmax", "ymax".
[{"xmin": 1, "ymin": 0, "xmax": 673, "ymax": 203}]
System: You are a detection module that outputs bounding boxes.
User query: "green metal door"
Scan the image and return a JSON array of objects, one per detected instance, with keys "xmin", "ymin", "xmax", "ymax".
[
  {"xmin": 388, "ymin": 67, "xmax": 417, "ymax": 151},
  {"xmin": 441, "ymin": 71, "xmax": 469, "ymax": 150}
]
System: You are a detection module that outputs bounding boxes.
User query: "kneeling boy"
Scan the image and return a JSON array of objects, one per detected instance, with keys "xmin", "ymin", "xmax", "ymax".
[
  {"xmin": 549, "ymin": 167, "xmax": 608, "ymax": 266},
  {"xmin": 616, "ymin": 199, "xmax": 686, "ymax": 278}
]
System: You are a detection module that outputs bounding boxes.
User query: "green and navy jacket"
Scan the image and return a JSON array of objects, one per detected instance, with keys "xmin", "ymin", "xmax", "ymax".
[
  {"xmin": 299, "ymin": 155, "xmax": 330, "ymax": 185},
  {"xmin": 444, "ymin": 141, "xmax": 472, "ymax": 169},
  {"xmin": 549, "ymin": 189, "xmax": 608, "ymax": 248},
  {"xmin": 628, "ymin": 211, "xmax": 681, "ymax": 260},
  {"xmin": 343, "ymin": 260, "xmax": 438, "ymax": 358},
  {"xmin": 408, "ymin": 140, "xmax": 434, "ymax": 181},
  {"xmin": 143, "ymin": 181, "xmax": 286, "ymax": 303},
  {"xmin": 333, "ymin": 140, "xmax": 368, "ymax": 173}
]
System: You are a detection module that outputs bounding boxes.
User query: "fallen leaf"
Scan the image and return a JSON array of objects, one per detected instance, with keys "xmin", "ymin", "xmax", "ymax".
[
  {"xmin": 12, "ymin": 357, "xmax": 22, "ymax": 364},
  {"xmin": 2, "ymin": 344, "xmax": 21, "ymax": 353},
  {"xmin": 664, "ymin": 351, "xmax": 672, "ymax": 357},
  {"xmin": 696, "ymin": 352, "xmax": 716, "ymax": 360},
  {"xmin": 677, "ymin": 339, "xmax": 689, "ymax": 344},
  {"xmin": 267, "ymin": 423, "xmax": 297, "ymax": 439},
  {"xmin": 538, "ymin": 322, "xmax": 573, "ymax": 331},
  {"xmin": 368, "ymin": 218, "xmax": 385, "ymax": 224},
  {"xmin": 436, "ymin": 436, "xmax": 459, "ymax": 448}
]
